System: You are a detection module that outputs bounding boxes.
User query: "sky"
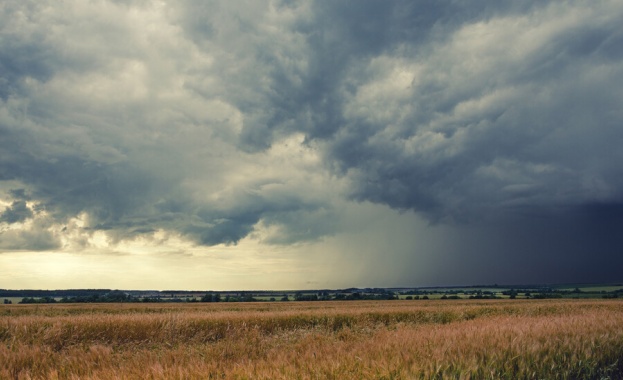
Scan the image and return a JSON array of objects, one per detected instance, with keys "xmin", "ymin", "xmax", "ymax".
[{"xmin": 1, "ymin": 0, "xmax": 623, "ymax": 291}]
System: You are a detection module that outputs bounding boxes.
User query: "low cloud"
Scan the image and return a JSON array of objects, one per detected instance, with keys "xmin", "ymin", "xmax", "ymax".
[{"xmin": 0, "ymin": 218, "xmax": 61, "ymax": 252}]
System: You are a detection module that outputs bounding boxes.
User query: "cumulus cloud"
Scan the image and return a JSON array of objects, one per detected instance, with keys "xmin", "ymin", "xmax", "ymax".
[
  {"xmin": 1, "ymin": 0, "xmax": 622, "ymax": 286},
  {"xmin": 0, "ymin": 1, "xmax": 342, "ymax": 251},
  {"xmin": 315, "ymin": 1, "xmax": 623, "ymax": 222}
]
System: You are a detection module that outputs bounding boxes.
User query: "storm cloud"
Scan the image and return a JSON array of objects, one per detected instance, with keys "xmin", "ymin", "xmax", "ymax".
[{"xmin": 1, "ymin": 0, "xmax": 622, "ymax": 288}]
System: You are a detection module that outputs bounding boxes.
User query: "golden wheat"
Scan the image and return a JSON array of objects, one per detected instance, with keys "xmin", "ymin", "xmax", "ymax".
[{"xmin": 1, "ymin": 300, "xmax": 622, "ymax": 379}]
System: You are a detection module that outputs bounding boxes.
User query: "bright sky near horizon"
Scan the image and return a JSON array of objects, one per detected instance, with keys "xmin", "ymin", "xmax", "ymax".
[{"xmin": 1, "ymin": 1, "xmax": 623, "ymax": 290}]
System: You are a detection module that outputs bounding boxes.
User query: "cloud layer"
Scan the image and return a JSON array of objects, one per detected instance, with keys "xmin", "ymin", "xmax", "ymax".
[{"xmin": 1, "ymin": 1, "xmax": 622, "ymax": 287}]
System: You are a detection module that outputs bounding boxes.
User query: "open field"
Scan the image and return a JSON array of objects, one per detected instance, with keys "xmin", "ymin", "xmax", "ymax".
[{"xmin": 2, "ymin": 300, "xmax": 623, "ymax": 379}]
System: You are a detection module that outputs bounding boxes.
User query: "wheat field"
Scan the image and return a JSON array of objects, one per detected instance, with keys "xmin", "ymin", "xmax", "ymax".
[{"xmin": 1, "ymin": 300, "xmax": 622, "ymax": 379}]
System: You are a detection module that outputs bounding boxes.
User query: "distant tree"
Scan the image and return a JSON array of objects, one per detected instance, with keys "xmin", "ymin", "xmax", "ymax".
[
  {"xmin": 3, "ymin": 299, "xmax": 11, "ymax": 304},
  {"xmin": 241, "ymin": 294, "xmax": 257, "ymax": 302},
  {"xmin": 201, "ymin": 293, "xmax": 214, "ymax": 302},
  {"xmin": 349, "ymin": 292, "xmax": 362, "ymax": 300},
  {"xmin": 19, "ymin": 296, "xmax": 56, "ymax": 304},
  {"xmin": 318, "ymin": 291, "xmax": 330, "ymax": 301},
  {"xmin": 295, "ymin": 293, "xmax": 318, "ymax": 301},
  {"xmin": 105, "ymin": 291, "xmax": 130, "ymax": 302},
  {"xmin": 505, "ymin": 289, "xmax": 518, "ymax": 299}
]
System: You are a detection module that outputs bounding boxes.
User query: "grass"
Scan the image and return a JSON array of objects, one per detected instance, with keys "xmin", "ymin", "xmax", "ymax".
[{"xmin": 1, "ymin": 300, "xmax": 622, "ymax": 379}]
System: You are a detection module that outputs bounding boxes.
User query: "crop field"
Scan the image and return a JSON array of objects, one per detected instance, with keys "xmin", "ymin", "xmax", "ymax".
[{"xmin": 2, "ymin": 300, "xmax": 623, "ymax": 379}]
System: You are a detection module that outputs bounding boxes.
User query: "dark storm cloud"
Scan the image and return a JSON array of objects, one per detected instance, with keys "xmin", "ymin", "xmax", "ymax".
[
  {"xmin": 222, "ymin": 1, "xmax": 547, "ymax": 147},
  {"xmin": 429, "ymin": 204, "xmax": 623, "ymax": 285},
  {"xmin": 309, "ymin": 1, "xmax": 623, "ymax": 223},
  {"xmin": 0, "ymin": 114, "xmax": 165, "ymax": 232},
  {"xmin": 1, "ymin": 0, "xmax": 622, "ymax": 281},
  {"xmin": 173, "ymin": 0, "xmax": 623, "ymax": 222}
]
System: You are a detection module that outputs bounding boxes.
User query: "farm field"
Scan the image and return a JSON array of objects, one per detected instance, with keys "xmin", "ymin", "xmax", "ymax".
[{"xmin": 2, "ymin": 300, "xmax": 623, "ymax": 379}]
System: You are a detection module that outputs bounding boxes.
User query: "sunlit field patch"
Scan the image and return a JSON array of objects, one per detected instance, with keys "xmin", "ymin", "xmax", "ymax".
[{"xmin": 1, "ymin": 300, "xmax": 622, "ymax": 379}]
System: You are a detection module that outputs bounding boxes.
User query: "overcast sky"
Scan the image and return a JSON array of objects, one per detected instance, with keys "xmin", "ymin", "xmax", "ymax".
[{"xmin": 1, "ymin": 0, "xmax": 622, "ymax": 290}]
